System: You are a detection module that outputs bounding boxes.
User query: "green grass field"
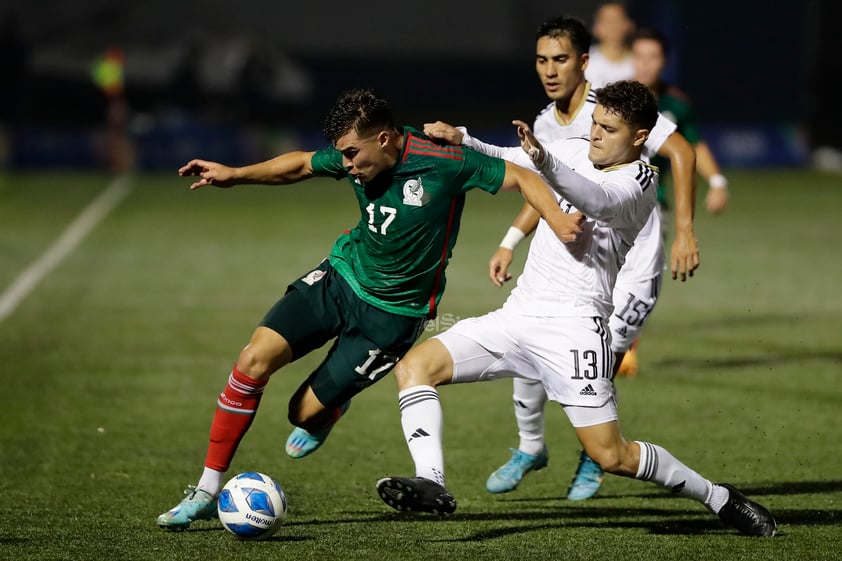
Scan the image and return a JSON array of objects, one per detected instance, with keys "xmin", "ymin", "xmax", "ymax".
[{"xmin": 1, "ymin": 169, "xmax": 840, "ymax": 561}]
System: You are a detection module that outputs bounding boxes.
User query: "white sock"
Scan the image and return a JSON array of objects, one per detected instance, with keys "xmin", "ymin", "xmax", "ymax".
[
  {"xmin": 399, "ymin": 385, "xmax": 445, "ymax": 486},
  {"xmin": 197, "ymin": 466, "xmax": 225, "ymax": 496},
  {"xmin": 707, "ymin": 484, "xmax": 730, "ymax": 514},
  {"xmin": 513, "ymin": 378, "xmax": 547, "ymax": 455},
  {"xmin": 635, "ymin": 441, "xmax": 712, "ymax": 505}
]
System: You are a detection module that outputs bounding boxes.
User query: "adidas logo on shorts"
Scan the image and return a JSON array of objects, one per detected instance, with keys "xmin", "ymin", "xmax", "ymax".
[{"xmin": 579, "ymin": 384, "xmax": 597, "ymax": 396}]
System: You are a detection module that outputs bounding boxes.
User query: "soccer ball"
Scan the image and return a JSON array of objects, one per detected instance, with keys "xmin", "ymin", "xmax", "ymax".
[{"xmin": 217, "ymin": 472, "xmax": 288, "ymax": 540}]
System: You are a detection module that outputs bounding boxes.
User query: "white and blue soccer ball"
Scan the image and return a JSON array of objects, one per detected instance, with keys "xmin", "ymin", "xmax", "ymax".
[{"xmin": 217, "ymin": 472, "xmax": 288, "ymax": 540}]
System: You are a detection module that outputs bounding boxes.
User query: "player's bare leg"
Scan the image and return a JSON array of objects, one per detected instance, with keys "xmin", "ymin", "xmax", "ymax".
[
  {"xmin": 567, "ymin": 348, "xmax": 631, "ymax": 500},
  {"xmin": 285, "ymin": 383, "xmax": 350, "ymax": 458}
]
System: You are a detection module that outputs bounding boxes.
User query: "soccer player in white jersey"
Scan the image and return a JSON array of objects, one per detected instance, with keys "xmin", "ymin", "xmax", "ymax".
[
  {"xmin": 425, "ymin": 15, "xmax": 699, "ymax": 503},
  {"xmin": 374, "ymin": 81, "xmax": 776, "ymax": 537},
  {"xmin": 585, "ymin": 2, "xmax": 636, "ymax": 88}
]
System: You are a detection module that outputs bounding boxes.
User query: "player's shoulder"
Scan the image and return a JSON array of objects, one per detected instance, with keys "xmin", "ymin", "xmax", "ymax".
[
  {"xmin": 402, "ymin": 126, "xmax": 467, "ymax": 164},
  {"xmin": 616, "ymin": 161, "xmax": 659, "ymax": 191},
  {"xmin": 548, "ymin": 136, "xmax": 590, "ymax": 159},
  {"xmin": 534, "ymin": 101, "xmax": 556, "ymax": 124},
  {"xmin": 584, "ymin": 85, "xmax": 598, "ymax": 106}
]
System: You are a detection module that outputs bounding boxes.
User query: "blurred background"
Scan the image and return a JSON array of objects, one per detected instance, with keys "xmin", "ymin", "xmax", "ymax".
[{"xmin": 1, "ymin": 0, "xmax": 839, "ymax": 172}]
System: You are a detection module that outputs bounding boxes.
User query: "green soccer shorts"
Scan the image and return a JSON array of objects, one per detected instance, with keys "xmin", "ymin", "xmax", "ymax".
[{"xmin": 260, "ymin": 259, "xmax": 427, "ymax": 407}]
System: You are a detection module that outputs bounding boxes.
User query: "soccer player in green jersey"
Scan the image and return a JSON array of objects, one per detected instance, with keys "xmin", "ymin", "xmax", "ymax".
[
  {"xmin": 632, "ymin": 26, "xmax": 730, "ymax": 215},
  {"xmin": 156, "ymin": 88, "xmax": 581, "ymax": 531}
]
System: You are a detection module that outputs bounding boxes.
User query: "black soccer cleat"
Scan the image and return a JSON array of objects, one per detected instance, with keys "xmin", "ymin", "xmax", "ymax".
[
  {"xmin": 376, "ymin": 476, "xmax": 457, "ymax": 515},
  {"xmin": 716, "ymin": 483, "xmax": 777, "ymax": 537}
]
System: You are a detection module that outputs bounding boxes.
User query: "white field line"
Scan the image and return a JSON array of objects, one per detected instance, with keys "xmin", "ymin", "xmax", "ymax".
[{"xmin": 0, "ymin": 175, "xmax": 135, "ymax": 323}]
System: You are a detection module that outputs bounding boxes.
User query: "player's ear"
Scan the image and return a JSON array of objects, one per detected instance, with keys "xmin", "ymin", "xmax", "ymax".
[
  {"xmin": 633, "ymin": 128, "xmax": 650, "ymax": 147},
  {"xmin": 377, "ymin": 130, "xmax": 390, "ymax": 148}
]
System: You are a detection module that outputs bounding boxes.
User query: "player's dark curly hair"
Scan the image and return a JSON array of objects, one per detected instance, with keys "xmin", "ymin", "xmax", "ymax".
[
  {"xmin": 323, "ymin": 88, "xmax": 398, "ymax": 144},
  {"xmin": 594, "ymin": 80, "xmax": 659, "ymax": 132},
  {"xmin": 536, "ymin": 15, "xmax": 591, "ymax": 56}
]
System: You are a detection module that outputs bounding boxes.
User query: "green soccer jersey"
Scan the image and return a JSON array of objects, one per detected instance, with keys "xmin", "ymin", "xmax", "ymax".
[
  {"xmin": 652, "ymin": 83, "xmax": 700, "ymax": 206},
  {"xmin": 310, "ymin": 126, "xmax": 506, "ymax": 318}
]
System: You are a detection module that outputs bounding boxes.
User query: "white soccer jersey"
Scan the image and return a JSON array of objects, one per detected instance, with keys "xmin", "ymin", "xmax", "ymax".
[
  {"xmin": 529, "ymin": 84, "xmax": 671, "ymax": 284},
  {"xmin": 585, "ymin": 47, "xmax": 635, "ymax": 88},
  {"xmin": 465, "ymin": 137, "xmax": 658, "ymax": 318}
]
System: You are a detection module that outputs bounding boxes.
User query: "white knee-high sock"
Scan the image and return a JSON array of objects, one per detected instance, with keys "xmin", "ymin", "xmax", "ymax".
[
  {"xmin": 636, "ymin": 441, "xmax": 721, "ymax": 508},
  {"xmin": 512, "ymin": 378, "xmax": 548, "ymax": 455},
  {"xmin": 398, "ymin": 385, "xmax": 445, "ymax": 486}
]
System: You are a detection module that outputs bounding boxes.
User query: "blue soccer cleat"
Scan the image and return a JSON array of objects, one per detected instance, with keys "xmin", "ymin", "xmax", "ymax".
[
  {"xmin": 486, "ymin": 446, "xmax": 549, "ymax": 494},
  {"xmin": 156, "ymin": 486, "xmax": 218, "ymax": 530},
  {"xmin": 285, "ymin": 400, "xmax": 350, "ymax": 458},
  {"xmin": 566, "ymin": 450, "xmax": 605, "ymax": 500}
]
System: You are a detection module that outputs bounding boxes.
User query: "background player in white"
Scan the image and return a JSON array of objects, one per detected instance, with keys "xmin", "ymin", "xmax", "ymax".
[
  {"xmin": 426, "ymin": 14, "xmax": 698, "ymax": 502},
  {"xmin": 375, "ymin": 81, "xmax": 776, "ymax": 538},
  {"xmin": 585, "ymin": 1, "xmax": 635, "ymax": 88}
]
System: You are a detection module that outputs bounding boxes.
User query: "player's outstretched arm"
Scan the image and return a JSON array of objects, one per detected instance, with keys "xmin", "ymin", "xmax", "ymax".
[
  {"xmin": 513, "ymin": 120, "xmax": 637, "ymax": 221},
  {"xmin": 656, "ymin": 132, "xmax": 700, "ymax": 281},
  {"xmin": 501, "ymin": 161, "xmax": 583, "ymax": 245},
  {"xmin": 178, "ymin": 151, "xmax": 316, "ymax": 190},
  {"xmin": 426, "ymin": 120, "xmax": 530, "ymax": 164}
]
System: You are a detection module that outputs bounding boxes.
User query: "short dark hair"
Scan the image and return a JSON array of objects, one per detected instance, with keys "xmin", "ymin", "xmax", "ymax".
[
  {"xmin": 594, "ymin": 80, "xmax": 659, "ymax": 132},
  {"xmin": 535, "ymin": 16, "xmax": 592, "ymax": 56},
  {"xmin": 322, "ymin": 88, "xmax": 398, "ymax": 144},
  {"xmin": 632, "ymin": 26, "xmax": 670, "ymax": 56}
]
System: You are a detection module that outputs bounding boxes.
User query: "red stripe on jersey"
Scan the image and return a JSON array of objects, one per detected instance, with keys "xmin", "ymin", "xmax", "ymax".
[
  {"xmin": 405, "ymin": 148, "xmax": 464, "ymax": 161},
  {"xmin": 402, "ymin": 132, "xmax": 464, "ymax": 163},
  {"xmin": 408, "ymin": 136, "xmax": 463, "ymax": 152},
  {"xmin": 427, "ymin": 196, "xmax": 458, "ymax": 318},
  {"xmin": 408, "ymin": 140, "xmax": 463, "ymax": 156}
]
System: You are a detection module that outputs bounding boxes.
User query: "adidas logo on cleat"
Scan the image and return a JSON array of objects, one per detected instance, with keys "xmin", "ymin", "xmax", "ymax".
[{"xmin": 579, "ymin": 384, "xmax": 597, "ymax": 396}]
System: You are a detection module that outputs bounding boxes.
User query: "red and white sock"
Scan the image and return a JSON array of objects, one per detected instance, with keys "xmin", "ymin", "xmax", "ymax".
[{"xmin": 201, "ymin": 366, "xmax": 267, "ymax": 492}]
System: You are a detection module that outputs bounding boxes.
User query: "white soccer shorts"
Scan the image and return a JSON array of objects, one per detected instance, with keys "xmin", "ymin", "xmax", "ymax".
[{"xmin": 435, "ymin": 308, "xmax": 618, "ymax": 423}]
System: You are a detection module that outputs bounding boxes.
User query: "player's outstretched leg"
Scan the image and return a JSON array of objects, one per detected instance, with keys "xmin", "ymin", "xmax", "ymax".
[
  {"xmin": 630, "ymin": 441, "xmax": 776, "ymax": 537},
  {"xmin": 285, "ymin": 399, "xmax": 350, "ymax": 458},
  {"xmin": 156, "ymin": 486, "xmax": 218, "ymax": 530},
  {"xmin": 566, "ymin": 450, "xmax": 605, "ymax": 500},
  {"xmin": 486, "ymin": 446, "xmax": 549, "ymax": 493},
  {"xmin": 376, "ymin": 477, "xmax": 457, "ymax": 515},
  {"xmin": 716, "ymin": 483, "xmax": 777, "ymax": 537}
]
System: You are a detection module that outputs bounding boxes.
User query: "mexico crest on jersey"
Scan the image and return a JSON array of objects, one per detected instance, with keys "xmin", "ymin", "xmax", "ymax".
[
  {"xmin": 402, "ymin": 178, "xmax": 424, "ymax": 207},
  {"xmin": 301, "ymin": 269, "xmax": 326, "ymax": 286}
]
